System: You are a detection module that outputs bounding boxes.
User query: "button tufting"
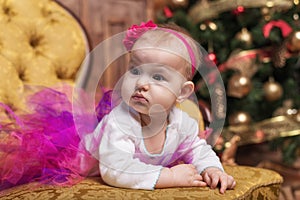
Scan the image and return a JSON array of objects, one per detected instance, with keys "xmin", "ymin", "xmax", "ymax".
[
  {"xmin": 29, "ymin": 34, "xmax": 42, "ymax": 49},
  {"xmin": 1, "ymin": 4, "xmax": 16, "ymax": 21},
  {"xmin": 0, "ymin": 0, "xmax": 88, "ymax": 119}
]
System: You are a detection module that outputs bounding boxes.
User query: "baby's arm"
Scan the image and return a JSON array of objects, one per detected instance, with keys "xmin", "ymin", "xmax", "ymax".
[
  {"xmin": 190, "ymin": 139, "xmax": 236, "ymax": 193},
  {"xmin": 180, "ymin": 117, "xmax": 236, "ymax": 193},
  {"xmin": 155, "ymin": 164, "xmax": 206, "ymax": 188},
  {"xmin": 190, "ymin": 138, "xmax": 236, "ymax": 193},
  {"xmin": 202, "ymin": 167, "xmax": 236, "ymax": 194},
  {"xmin": 98, "ymin": 118, "xmax": 163, "ymax": 190},
  {"xmin": 98, "ymin": 120, "xmax": 206, "ymax": 189}
]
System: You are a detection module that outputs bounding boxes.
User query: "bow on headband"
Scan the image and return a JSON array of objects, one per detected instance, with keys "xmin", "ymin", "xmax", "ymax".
[{"xmin": 123, "ymin": 21, "xmax": 157, "ymax": 51}]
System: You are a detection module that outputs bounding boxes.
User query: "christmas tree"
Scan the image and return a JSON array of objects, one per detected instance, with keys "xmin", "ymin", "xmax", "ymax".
[{"xmin": 155, "ymin": 0, "xmax": 300, "ymax": 164}]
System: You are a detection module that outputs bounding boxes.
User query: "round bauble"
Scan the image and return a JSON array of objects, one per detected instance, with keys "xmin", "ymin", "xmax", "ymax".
[
  {"xmin": 261, "ymin": 7, "xmax": 271, "ymax": 21},
  {"xmin": 235, "ymin": 28, "xmax": 253, "ymax": 46},
  {"xmin": 287, "ymin": 31, "xmax": 300, "ymax": 53},
  {"xmin": 228, "ymin": 111, "xmax": 252, "ymax": 126},
  {"xmin": 170, "ymin": 0, "xmax": 188, "ymax": 8},
  {"xmin": 263, "ymin": 80, "xmax": 283, "ymax": 101},
  {"xmin": 294, "ymin": 110, "xmax": 300, "ymax": 122},
  {"xmin": 227, "ymin": 74, "xmax": 252, "ymax": 98}
]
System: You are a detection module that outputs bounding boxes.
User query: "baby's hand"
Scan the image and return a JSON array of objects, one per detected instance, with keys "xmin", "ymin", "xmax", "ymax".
[
  {"xmin": 170, "ymin": 164, "xmax": 207, "ymax": 187},
  {"xmin": 201, "ymin": 167, "xmax": 236, "ymax": 194}
]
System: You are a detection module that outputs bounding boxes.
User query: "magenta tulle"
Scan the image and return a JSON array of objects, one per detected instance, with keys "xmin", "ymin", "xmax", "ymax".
[
  {"xmin": 96, "ymin": 90, "xmax": 114, "ymax": 121},
  {"xmin": 95, "ymin": 90, "xmax": 121, "ymax": 122},
  {"xmin": 0, "ymin": 86, "xmax": 108, "ymax": 191}
]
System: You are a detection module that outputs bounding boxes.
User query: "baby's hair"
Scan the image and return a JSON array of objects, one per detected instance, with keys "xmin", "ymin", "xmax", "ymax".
[
  {"xmin": 131, "ymin": 22, "xmax": 201, "ymax": 80},
  {"xmin": 158, "ymin": 23, "xmax": 201, "ymax": 80},
  {"xmin": 158, "ymin": 23, "xmax": 191, "ymax": 37}
]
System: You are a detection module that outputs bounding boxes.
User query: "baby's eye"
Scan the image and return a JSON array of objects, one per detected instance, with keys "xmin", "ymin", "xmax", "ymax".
[
  {"xmin": 130, "ymin": 67, "xmax": 141, "ymax": 75},
  {"xmin": 152, "ymin": 74, "xmax": 166, "ymax": 81}
]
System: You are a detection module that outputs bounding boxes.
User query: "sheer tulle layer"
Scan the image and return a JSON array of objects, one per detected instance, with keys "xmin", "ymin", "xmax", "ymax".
[{"xmin": 0, "ymin": 86, "xmax": 101, "ymax": 190}]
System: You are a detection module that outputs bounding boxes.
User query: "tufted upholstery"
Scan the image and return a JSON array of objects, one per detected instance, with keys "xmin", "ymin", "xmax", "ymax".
[
  {"xmin": 0, "ymin": 0, "xmax": 87, "ymax": 117},
  {"xmin": 0, "ymin": 166, "xmax": 283, "ymax": 200},
  {"xmin": 0, "ymin": 0, "xmax": 284, "ymax": 199}
]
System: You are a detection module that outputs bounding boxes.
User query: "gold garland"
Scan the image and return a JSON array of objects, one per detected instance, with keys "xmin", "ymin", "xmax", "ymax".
[
  {"xmin": 189, "ymin": 0, "xmax": 293, "ymax": 23},
  {"xmin": 219, "ymin": 45, "xmax": 300, "ymax": 73},
  {"xmin": 222, "ymin": 115, "xmax": 300, "ymax": 146}
]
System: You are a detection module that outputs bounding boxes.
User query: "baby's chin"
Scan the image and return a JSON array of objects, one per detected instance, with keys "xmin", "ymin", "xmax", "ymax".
[
  {"xmin": 125, "ymin": 97, "xmax": 173, "ymax": 115},
  {"xmin": 127, "ymin": 101, "xmax": 149, "ymax": 114},
  {"xmin": 129, "ymin": 104, "xmax": 168, "ymax": 117}
]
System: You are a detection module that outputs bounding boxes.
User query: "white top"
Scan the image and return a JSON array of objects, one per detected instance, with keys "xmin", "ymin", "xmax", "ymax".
[{"xmin": 84, "ymin": 102, "xmax": 223, "ymax": 190}]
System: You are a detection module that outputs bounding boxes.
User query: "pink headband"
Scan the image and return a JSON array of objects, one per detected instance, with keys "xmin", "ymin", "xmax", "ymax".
[{"xmin": 123, "ymin": 20, "xmax": 196, "ymax": 76}]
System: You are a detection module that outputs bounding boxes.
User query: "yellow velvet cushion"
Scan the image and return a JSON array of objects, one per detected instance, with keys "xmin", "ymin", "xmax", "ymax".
[
  {"xmin": 0, "ymin": 0, "xmax": 87, "ymax": 113},
  {"xmin": 0, "ymin": 55, "xmax": 24, "ymax": 112},
  {"xmin": 176, "ymin": 99, "xmax": 205, "ymax": 131},
  {"xmin": 0, "ymin": 165, "xmax": 283, "ymax": 200}
]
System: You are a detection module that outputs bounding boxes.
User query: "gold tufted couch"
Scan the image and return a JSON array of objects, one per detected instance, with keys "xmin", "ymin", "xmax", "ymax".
[
  {"xmin": 0, "ymin": 166, "xmax": 283, "ymax": 200},
  {"xmin": 0, "ymin": 0, "xmax": 283, "ymax": 199},
  {"xmin": 0, "ymin": 0, "xmax": 87, "ymax": 119}
]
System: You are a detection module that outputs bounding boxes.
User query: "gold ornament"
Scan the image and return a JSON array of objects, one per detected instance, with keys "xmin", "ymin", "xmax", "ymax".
[
  {"xmin": 170, "ymin": 0, "xmax": 188, "ymax": 8},
  {"xmin": 273, "ymin": 99, "xmax": 299, "ymax": 122},
  {"xmin": 295, "ymin": 110, "xmax": 300, "ymax": 122},
  {"xmin": 263, "ymin": 78, "xmax": 283, "ymax": 101},
  {"xmin": 225, "ymin": 51, "xmax": 259, "ymax": 98},
  {"xmin": 227, "ymin": 74, "xmax": 252, "ymax": 98},
  {"xmin": 225, "ymin": 50, "xmax": 259, "ymax": 76},
  {"xmin": 229, "ymin": 111, "xmax": 252, "ymax": 126},
  {"xmin": 235, "ymin": 28, "xmax": 253, "ymax": 46},
  {"xmin": 287, "ymin": 31, "xmax": 300, "ymax": 53},
  {"xmin": 273, "ymin": 99, "xmax": 297, "ymax": 117},
  {"xmin": 261, "ymin": 7, "xmax": 272, "ymax": 21}
]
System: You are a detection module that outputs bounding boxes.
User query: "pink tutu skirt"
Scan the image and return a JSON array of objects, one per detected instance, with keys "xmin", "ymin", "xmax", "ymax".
[{"xmin": 0, "ymin": 85, "xmax": 114, "ymax": 191}]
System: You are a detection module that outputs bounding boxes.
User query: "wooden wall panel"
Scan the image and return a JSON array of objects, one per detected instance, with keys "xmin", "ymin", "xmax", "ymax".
[
  {"xmin": 56, "ymin": 0, "xmax": 153, "ymax": 48},
  {"xmin": 55, "ymin": 0, "xmax": 153, "ymax": 95},
  {"xmin": 55, "ymin": 0, "xmax": 82, "ymax": 19}
]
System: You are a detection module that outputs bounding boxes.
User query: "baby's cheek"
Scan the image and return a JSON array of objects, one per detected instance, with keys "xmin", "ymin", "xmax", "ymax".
[
  {"xmin": 120, "ymin": 83, "xmax": 133, "ymax": 103},
  {"xmin": 156, "ymin": 82, "xmax": 181, "ymax": 97},
  {"xmin": 167, "ymin": 82, "xmax": 183, "ymax": 97}
]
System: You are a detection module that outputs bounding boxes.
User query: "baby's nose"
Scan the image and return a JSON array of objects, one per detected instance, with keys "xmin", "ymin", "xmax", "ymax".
[{"xmin": 135, "ymin": 76, "xmax": 150, "ymax": 91}]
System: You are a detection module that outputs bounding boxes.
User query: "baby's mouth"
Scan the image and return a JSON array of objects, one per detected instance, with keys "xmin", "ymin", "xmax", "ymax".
[{"xmin": 131, "ymin": 93, "xmax": 148, "ymax": 103}]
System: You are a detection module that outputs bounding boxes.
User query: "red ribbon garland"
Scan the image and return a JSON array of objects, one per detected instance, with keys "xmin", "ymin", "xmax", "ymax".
[
  {"xmin": 163, "ymin": 6, "xmax": 173, "ymax": 18},
  {"xmin": 263, "ymin": 19, "xmax": 292, "ymax": 38}
]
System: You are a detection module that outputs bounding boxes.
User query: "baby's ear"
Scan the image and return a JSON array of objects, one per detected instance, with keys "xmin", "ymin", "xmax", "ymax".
[{"xmin": 177, "ymin": 81, "xmax": 194, "ymax": 103}]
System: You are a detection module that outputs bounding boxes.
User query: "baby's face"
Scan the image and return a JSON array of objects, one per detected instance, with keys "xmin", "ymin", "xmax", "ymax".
[{"xmin": 121, "ymin": 49, "xmax": 188, "ymax": 115}]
